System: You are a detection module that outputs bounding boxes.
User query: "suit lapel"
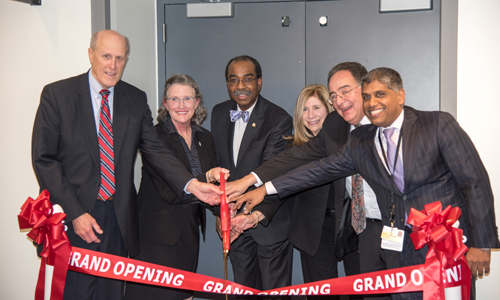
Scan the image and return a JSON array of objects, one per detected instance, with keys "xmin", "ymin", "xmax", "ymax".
[
  {"xmin": 75, "ymin": 73, "xmax": 100, "ymax": 167},
  {"xmin": 112, "ymin": 81, "xmax": 129, "ymax": 164},
  {"xmin": 401, "ymin": 107, "xmax": 419, "ymax": 193},
  {"xmin": 363, "ymin": 126, "xmax": 394, "ymax": 191},
  {"xmin": 236, "ymin": 95, "xmax": 264, "ymax": 166}
]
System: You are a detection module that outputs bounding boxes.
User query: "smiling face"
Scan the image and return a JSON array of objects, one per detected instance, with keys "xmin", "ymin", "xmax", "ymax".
[
  {"xmin": 362, "ymin": 80, "xmax": 405, "ymax": 127},
  {"xmin": 164, "ymin": 83, "xmax": 200, "ymax": 128},
  {"xmin": 88, "ymin": 30, "xmax": 128, "ymax": 89},
  {"xmin": 226, "ymin": 60, "xmax": 262, "ymax": 111},
  {"xmin": 328, "ymin": 70, "xmax": 364, "ymax": 125},
  {"xmin": 301, "ymin": 96, "xmax": 329, "ymax": 136}
]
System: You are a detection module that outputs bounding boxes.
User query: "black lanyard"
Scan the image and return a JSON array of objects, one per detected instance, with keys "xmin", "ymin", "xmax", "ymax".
[{"xmin": 378, "ymin": 128, "xmax": 403, "ymax": 227}]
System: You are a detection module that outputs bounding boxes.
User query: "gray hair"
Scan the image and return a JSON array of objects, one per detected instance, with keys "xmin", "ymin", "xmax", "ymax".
[
  {"xmin": 158, "ymin": 74, "xmax": 207, "ymax": 127},
  {"xmin": 90, "ymin": 30, "xmax": 130, "ymax": 56},
  {"xmin": 327, "ymin": 62, "xmax": 367, "ymax": 86}
]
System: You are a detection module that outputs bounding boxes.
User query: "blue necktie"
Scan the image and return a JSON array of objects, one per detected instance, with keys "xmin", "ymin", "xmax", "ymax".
[{"xmin": 230, "ymin": 110, "xmax": 249, "ymax": 123}]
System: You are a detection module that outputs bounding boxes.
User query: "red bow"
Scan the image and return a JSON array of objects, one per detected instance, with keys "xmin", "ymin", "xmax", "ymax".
[
  {"xmin": 18, "ymin": 190, "xmax": 71, "ymax": 300},
  {"xmin": 407, "ymin": 201, "xmax": 471, "ymax": 300}
]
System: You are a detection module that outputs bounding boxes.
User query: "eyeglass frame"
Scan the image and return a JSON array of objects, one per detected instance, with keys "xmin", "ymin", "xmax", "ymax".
[
  {"xmin": 165, "ymin": 96, "xmax": 197, "ymax": 104},
  {"xmin": 329, "ymin": 84, "xmax": 361, "ymax": 102},
  {"xmin": 227, "ymin": 76, "xmax": 259, "ymax": 87}
]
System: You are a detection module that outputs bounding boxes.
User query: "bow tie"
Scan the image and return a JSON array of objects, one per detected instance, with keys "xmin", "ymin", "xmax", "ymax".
[{"xmin": 230, "ymin": 110, "xmax": 250, "ymax": 123}]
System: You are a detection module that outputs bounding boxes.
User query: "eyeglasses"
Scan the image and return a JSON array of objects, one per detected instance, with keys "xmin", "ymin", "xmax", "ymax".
[
  {"xmin": 329, "ymin": 84, "xmax": 361, "ymax": 102},
  {"xmin": 228, "ymin": 76, "xmax": 258, "ymax": 86},
  {"xmin": 166, "ymin": 96, "xmax": 196, "ymax": 104}
]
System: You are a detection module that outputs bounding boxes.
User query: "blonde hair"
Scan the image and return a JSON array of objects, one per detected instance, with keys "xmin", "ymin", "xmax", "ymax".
[{"xmin": 287, "ymin": 84, "xmax": 333, "ymax": 146}]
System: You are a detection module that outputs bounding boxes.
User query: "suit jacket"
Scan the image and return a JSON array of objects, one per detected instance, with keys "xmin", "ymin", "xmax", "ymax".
[
  {"xmin": 32, "ymin": 72, "xmax": 193, "ymax": 256},
  {"xmin": 255, "ymin": 111, "xmax": 358, "ymax": 257},
  {"xmin": 211, "ymin": 95, "xmax": 293, "ymax": 245},
  {"xmin": 272, "ymin": 106, "xmax": 500, "ymax": 268},
  {"xmin": 136, "ymin": 119, "xmax": 217, "ymax": 246}
]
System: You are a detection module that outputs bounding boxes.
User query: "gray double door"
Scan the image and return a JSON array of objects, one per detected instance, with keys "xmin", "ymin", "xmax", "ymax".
[
  {"xmin": 157, "ymin": 0, "xmax": 441, "ymax": 295},
  {"xmin": 159, "ymin": 0, "xmax": 440, "ymax": 121}
]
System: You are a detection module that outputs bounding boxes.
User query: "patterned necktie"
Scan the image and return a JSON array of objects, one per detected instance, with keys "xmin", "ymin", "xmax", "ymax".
[
  {"xmin": 351, "ymin": 173, "xmax": 366, "ymax": 234},
  {"xmin": 383, "ymin": 127, "xmax": 404, "ymax": 193},
  {"xmin": 98, "ymin": 89, "xmax": 115, "ymax": 200},
  {"xmin": 351, "ymin": 124, "xmax": 365, "ymax": 234},
  {"xmin": 230, "ymin": 110, "xmax": 250, "ymax": 123}
]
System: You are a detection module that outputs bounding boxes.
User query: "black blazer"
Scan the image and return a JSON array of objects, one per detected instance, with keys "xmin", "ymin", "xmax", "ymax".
[
  {"xmin": 272, "ymin": 107, "xmax": 500, "ymax": 268},
  {"xmin": 136, "ymin": 120, "xmax": 217, "ymax": 246},
  {"xmin": 255, "ymin": 111, "xmax": 357, "ymax": 257},
  {"xmin": 32, "ymin": 72, "xmax": 194, "ymax": 256},
  {"xmin": 211, "ymin": 95, "xmax": 293, "ymax": 246}
]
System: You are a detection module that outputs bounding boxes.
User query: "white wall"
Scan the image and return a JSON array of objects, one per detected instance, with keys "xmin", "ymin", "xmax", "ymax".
[
  {"xmin": 1, "ymin": 0, "xmax": 499, "ymax": 299},
  {"xmin": 457, "ymin": 0, "xmax": 500, "ymax": 298},
  {"xmin": 0, "ymin": 1, "xmax": 91, "ymax": 299}
]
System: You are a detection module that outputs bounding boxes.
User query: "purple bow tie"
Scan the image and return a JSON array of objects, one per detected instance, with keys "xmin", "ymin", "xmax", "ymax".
[{"xmin": 230, "ymin": 110, "xmax": 250, "ymax": 123}]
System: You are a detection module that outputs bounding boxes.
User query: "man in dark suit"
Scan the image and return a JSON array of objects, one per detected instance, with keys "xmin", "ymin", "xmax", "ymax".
[
  {"xmin": 228, "ymin": 62, "xmax": 386, "ymax": 300},
  {"xmin": 210, "ymin": 55, "xmax": 293, "ymax": 298},
  {"xmin": 31, "ymin": 30, "xmax": 221, "ymax": 300},
  {"xmin": 231, "ymin": 67, "xmax": 499, "ymax": 300}
]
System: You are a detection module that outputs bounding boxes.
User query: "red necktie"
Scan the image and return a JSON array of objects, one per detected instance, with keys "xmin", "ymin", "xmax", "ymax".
[{"xmin": 98, "ymin": 89, "xmax": 115, "ymax": 200}]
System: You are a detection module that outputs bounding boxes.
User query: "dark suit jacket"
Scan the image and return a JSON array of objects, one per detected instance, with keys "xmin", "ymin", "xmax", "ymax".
[
  {"xmin": 254, "ymin": 111, "xmax": 357, "ymax": 257},
  {"xmin": 272, "ymin": 106, "xmax": 500, "ymax": 268},
  {"xmin": 211, "ymin": 95, "xmax": 293, "ymax": 246},
  {"xmin": 32, "ymin": 72, "xmax": 194, "ymax": 256},
  {"xmin": 136, "ymin": 120, "xmax": 217, "ymax": 246}
]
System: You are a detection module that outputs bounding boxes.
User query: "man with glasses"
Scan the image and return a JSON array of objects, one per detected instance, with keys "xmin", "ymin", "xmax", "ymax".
[
  {"xmin": 231, "ymin": 67, "xmax": 499, "ymax": 300},
  {"xmin": 227, "ymin": 62, "xmax": 389, "ymax": 299},
  {"xmin": 210, "ymin": 55, "xmax": 294, "ymax": 298}
]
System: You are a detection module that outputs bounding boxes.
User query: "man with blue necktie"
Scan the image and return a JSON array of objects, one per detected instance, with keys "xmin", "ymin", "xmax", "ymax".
[{"xmin": 210, "ymin": 55, "xmax": 293, "ymax": 299}]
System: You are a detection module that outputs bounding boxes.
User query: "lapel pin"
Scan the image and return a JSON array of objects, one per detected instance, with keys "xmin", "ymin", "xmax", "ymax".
[
  {"xmin": 252, "ymin": 123, "xmax": 256, "ymax": 127},
  {"xmin": 199, "ymin": 141, "xmax": 202, "ymax": 146}
]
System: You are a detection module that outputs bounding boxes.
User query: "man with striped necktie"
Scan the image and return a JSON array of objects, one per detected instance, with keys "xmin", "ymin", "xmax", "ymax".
[{"xmin": 32, "ymin": 30, "xmax": 222, "ymax": 300}]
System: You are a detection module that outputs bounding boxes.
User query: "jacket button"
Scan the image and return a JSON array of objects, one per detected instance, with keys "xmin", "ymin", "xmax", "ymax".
[{"xmin": 403, "ymin": 195, "xmax": 407, "ymax": 200}]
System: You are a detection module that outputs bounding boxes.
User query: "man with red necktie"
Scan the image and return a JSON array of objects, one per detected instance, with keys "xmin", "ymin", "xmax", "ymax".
[{"xmin": 32, "ymin": 30, "xmax": 221, "ymax": 300}]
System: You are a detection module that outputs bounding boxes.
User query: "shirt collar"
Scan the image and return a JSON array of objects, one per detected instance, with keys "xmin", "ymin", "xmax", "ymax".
[
  {"xmin": 359, "ymin": 115, "xmax": 371, "ymax": 126},
  {"xmin": 382, "ymin": 108, "xmax": 405, "ymax": 131},
  {"xmin": 237, "ymin": 97, "xmax": 258, "ymax": 116},
  {"xmin": 88, "ymin": 69, "xmax": 115, "ymax": 95}
]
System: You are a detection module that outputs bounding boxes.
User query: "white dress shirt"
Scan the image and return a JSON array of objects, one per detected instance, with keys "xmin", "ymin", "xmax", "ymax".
[
  {"xmin": 233, "ymin": 100, "xmax": 257, "ymax": 166},
  {"xmin": 89, "ymin": 70, "xmax": 114, "ymax": 134},
  {"xmin": 346, "ymin": 116, "xmax": 381, "ymax": 220}
]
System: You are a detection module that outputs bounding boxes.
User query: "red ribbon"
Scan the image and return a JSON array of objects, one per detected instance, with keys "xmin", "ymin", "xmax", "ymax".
[
  {"xmin": 219, "ymin": 174, "xmax": 230, "ymax": 252},
  {"xmin": 407, "ymin": 201, "xmax": 471, "ymax": 300},
  {"xmin": 18, "ymin": 190, "xmax": 71, "ymax": 300},
  {"xmin": 19, "ymin": 194, "xmax": 470, "ymax": 299}
]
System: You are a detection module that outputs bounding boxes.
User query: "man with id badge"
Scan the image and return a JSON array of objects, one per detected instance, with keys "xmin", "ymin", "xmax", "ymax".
[{"xmin": 231, "ymin": 67, "xmax": 499, "ymax": 300}]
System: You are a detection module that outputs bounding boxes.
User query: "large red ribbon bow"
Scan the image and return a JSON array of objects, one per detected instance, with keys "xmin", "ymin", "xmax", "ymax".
[
  {"xmin": 18, "ymin": 190, "xmax": 71, "ymax": 300},
  {"xmin": 407, "ymin": 201, "xmax": 471, "ymax": 300}
]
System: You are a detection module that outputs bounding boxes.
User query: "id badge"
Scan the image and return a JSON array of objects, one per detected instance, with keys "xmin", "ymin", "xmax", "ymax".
[{"xmin": 381, "ymin": 225, "xmax": 404, "ymax": 252}]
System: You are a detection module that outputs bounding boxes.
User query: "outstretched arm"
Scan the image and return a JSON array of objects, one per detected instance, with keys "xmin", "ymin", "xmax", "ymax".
[
  {"xmin": 230, "ymin": 185, "xmax": 268, "ymax": 214},
  {"xmin": 186, "ymin": 179, "xmax": 223, "ymax": 206}
]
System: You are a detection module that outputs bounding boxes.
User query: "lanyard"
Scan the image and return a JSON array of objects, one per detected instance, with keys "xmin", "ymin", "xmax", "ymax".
[{"xmin": 378, "ymin": 128, "xmax": 403, "ymax": 227}]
